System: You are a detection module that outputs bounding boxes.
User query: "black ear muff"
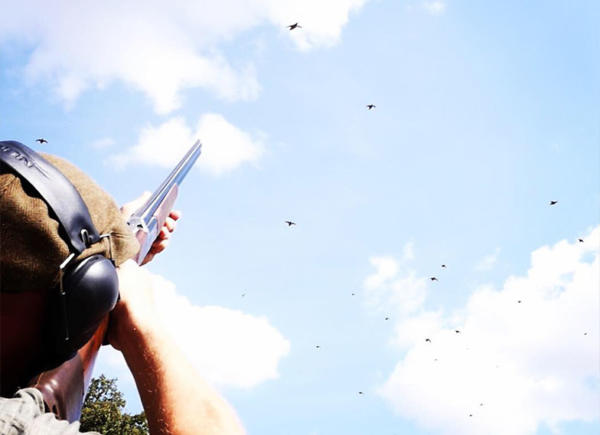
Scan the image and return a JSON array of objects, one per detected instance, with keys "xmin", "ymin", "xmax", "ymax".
[{"xmin": 50, "ymin": 255, "xmax": 119, "ymax": 361}]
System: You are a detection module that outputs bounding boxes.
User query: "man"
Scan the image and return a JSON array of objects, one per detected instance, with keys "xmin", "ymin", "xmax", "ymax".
[{"xmin": 0, "ymin": 145, "xmax": 244, "ymax": 434}]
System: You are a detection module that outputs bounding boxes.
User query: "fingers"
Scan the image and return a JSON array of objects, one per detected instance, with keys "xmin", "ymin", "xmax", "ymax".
[
  {"xmin": 164, "ymin": 216, "xmax": 176, "ymax": 232},
  {"xmin": 149, "ymin": 239, "xmax": 169, "ymax": 254},
  {"xmin": 158, "ymin": 211, "xmax": 180, "ymax": 239}
]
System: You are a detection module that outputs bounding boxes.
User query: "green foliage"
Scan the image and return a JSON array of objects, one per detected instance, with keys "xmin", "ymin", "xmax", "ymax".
[{"xmin": 80, "ymin": 375, "xmax": 149, "ymax": 435}]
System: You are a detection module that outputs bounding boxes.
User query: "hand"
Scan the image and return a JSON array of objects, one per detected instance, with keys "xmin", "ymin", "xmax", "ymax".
[{"xmin": 120, "ymin": 192, "xmax": 181, "ymax": 265}]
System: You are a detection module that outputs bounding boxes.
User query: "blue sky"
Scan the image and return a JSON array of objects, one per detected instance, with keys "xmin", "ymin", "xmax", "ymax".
[{"xmin": 1, "ymin": 1, "xmax": 599, "ymax": 434}]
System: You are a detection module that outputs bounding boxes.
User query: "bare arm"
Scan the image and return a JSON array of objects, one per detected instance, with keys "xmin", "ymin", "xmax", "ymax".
[
  {"xmin": 106, "ymin": 194, "xmax": 244, "ymax": 435},
  {"xmin": 108, "ymin": 261, "xmax": 245, "ymax": 435}
]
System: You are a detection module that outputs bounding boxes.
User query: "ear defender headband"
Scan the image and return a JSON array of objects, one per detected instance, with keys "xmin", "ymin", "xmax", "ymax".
[{"xmin": 0, "ymin": 140, "xmax": 120, "ymax": 365}]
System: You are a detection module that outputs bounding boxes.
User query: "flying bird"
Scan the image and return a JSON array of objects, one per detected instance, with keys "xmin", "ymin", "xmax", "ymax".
[
  {"xmin": 430, "ymin": 277, "xmax": 438, "ymax": 281},
  {"xmin": 517, "ymin": 300, "xmax": 522, "ymax": 304},
  {"xmin": 578, "ymin": 238, "xmax": 584, "ymax": 243},
  {"xmin": 351, "ymin": 292, "xmax": 355, "ymax": 296},
  {"xmin": 366, "ymin": 104, "xmax": 376, "ymax": 110},
  {"xmin": 455, "ymin": 330, "xmax": 460, "ymax": 334},
  {"xmin": 241, "ymin": 293, "xmax": 246, "ymax": 298},
  {"xmin": 385, "ymin": 317, "xmax": 389, "ymax": 321},
  {"xmin": 358, "ymin": 391, "xmax": 364, "ymax": 395},
  {"xmin": 425, "ymin": 338, "xmax": 431, "ymax": 343},
  {"xmin": 584, "ymin": 332, "xmax": 588, "ymax": 336},
  {"xmin": 288, "ymin": 23, "xmax": 302, "ymax": 30},
  {"xmin": 549, "ymin": 200, "xmax": 558, "ymax": 205},
  {"xmin": 315, "ymin": 345, "xmax": 320, "ymax": 349},
  {"xmin": 285, "ymin": 220, "xmax": 296, "ymax": 226},
  {"xmin": 441, "ymin": 264, "xmax": 447, "ymax": 268},
  {"xmin": 35, "ymin": 138, "xmax": 48, "ymax": 144}
]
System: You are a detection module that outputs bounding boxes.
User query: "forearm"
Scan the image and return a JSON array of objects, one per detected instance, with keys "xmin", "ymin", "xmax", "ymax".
[{"xmin": 121, "ymin": 326, "xmax": 244, "ymax": 435}]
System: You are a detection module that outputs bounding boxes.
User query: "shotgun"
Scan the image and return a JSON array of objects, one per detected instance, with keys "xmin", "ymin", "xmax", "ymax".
[{"xmin": 28, "ymin": 140, "xmax": 202, "ymax": 422}]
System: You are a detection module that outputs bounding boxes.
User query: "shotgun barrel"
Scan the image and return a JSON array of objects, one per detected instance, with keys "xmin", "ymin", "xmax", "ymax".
[{"xmin": 127, "ymin": 140, "xmax": 202, "ymax": 264}]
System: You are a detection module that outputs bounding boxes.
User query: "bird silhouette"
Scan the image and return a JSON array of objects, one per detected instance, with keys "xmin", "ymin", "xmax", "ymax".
[
  {"xmin": 517, "ymin": 300, "xmax": 522, "ymax": 304},
  {"xmin": 385, "ymin": 317, "xmax": 389, "ymax": 321},
  {"xmin": 549, "ymin": 200, "xmax": 558, "ymax": 205},
  {"xmin": 351, "ymin": 292, "xmax": 355, "ymax": 296},
  {"xmin": 366, "ymin": 104, "xmax": 376, "ymax": 110},
  {"xmin": 441, "ymin": 264, "xmax": 446, "ymax": 268},
  {"xmin": 285, "ymin": 220, "xmax": 296, "ymax": 226},
  {"xmin": 316, "ymin": 345, "xmax": 320, "ymax": 349},
  {"xmin": 584, "ymin": 332, "xmax": 588, "ymax": 336},
  {"xmin": 578, "ymin": 238, "xmax": 584, "ymax": 243},
  {"xmin": 455, "ymin": 330, "xmax": 460, "ymax": 334},
  {"xmin": 358, "ymin": 391, "xmax": 364, "ymax": 395},
  {"xmin": 430, "ymin": 277, "xmax": 438, "ymax": 281},
  {"xmin": 288, "ymin": 23, "xmax": 302, "ymax": 30},
  {"xmin": 241, "ymin": 293, "xmax": 246, "ymax": 298},
  {"xmin": 425, "ymin": 338, "xmax": 431, "ymax": 343},
  {"xmin": 35, "ymin": 138, "xmax": 48, "ymax": 144}
]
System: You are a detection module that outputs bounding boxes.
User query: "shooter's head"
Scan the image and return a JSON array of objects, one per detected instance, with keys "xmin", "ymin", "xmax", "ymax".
[{"xmin": 0, "ymin": 141, "xmax": 139, "ymax": 395}]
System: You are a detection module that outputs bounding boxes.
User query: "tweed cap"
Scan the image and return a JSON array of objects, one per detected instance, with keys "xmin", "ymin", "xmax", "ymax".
[{"xmin": 0, "ymin": 150, "xmax": 139, "ymax": 294}]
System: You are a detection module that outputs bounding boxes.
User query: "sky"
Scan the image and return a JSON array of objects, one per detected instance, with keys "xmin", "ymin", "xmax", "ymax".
[{"xmin": 1, "ymin": 0, "xmax": 599, "ymax": 434}]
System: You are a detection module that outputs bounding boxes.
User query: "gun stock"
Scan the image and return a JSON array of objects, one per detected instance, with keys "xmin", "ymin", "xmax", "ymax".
[{"xmin": 29, "ymin": 140, "xmax": 202, "ymax": 422}]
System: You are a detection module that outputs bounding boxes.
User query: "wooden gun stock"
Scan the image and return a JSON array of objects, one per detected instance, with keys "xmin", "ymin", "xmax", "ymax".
[{"xmin": 28, "ymin": 140, "xmax": 201, "ymax": 422}]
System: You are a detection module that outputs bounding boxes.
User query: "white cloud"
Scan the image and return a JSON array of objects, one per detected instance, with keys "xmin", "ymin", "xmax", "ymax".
[
  {"xmin": 364, "ymin": 257, "xmax": 399, "ymax": 292},
  {"xmin": 111, "ymin": 114, "xmax": 264, "ymax": 175},
  {"xmin": 372, "ymin": 227, "xmax": 600, "ymax": 434},
  {"xmin": 267, "ymin": 0, "xmax": 368, "ymax": 51},
  {"xmin": 423, "ymin": 1, "xmax": 446, "ymax": 15},
  {"xmin": 99, "ymin": 272, "xmax": 290, "ymax": 390},
  {"xmin": 476, "ymin": 247, "xmax": 500, "ymax": 271},
  {"xmin": 0, "ymin": 0, "xmax": 369, "ymax": 113}
]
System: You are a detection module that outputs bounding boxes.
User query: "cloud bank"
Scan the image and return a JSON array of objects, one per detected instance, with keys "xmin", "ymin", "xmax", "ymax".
[
  {"xmin": 365, "ymin": 228, "xmax": 600, "ymax": 434},
  {"xmin": 151, "ymin": 274, "xmax": 290, "ymax": 389},
  {"xmin": 0, "ymin": 0, "xmax": 369, "ymax": 113}
]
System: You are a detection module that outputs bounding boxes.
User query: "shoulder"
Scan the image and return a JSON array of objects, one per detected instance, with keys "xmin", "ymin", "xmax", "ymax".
[{"xmin": 0, "ymin": 389, "xmax": 101, "ymax": 435}]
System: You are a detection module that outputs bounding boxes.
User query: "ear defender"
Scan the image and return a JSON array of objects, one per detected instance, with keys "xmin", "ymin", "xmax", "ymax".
[
  {"xmin": 50, "ymin": 254, "xmax": 120, "ymax": 361},
  {"xmin": 0, "ymin": 141, "xmax": 120, "ymax": 367}
]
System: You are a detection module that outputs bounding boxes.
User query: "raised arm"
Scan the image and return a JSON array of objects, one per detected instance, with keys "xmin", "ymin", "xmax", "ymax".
[
  {"xmin": 106, "ymin": 261, "xmax": 245, "ymax": 435},
  {"xmin": 109, "ymin": 193, "xmax": 244, "ymax": 434}
]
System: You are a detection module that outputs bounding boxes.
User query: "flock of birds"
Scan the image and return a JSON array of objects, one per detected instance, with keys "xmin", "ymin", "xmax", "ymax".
[
  {"xmin": 278, "ymin": 197, "xmax": 590, "ymax": 420},
  {"xmin": 267, "ymin": 78, "xmax": 589, "ymax": 415}
]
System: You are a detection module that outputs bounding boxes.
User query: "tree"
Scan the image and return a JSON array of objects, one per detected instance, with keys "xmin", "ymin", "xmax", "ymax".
[{"xmin": 80, "ymin": 375, "xmax": 149, "ymax": 435}]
